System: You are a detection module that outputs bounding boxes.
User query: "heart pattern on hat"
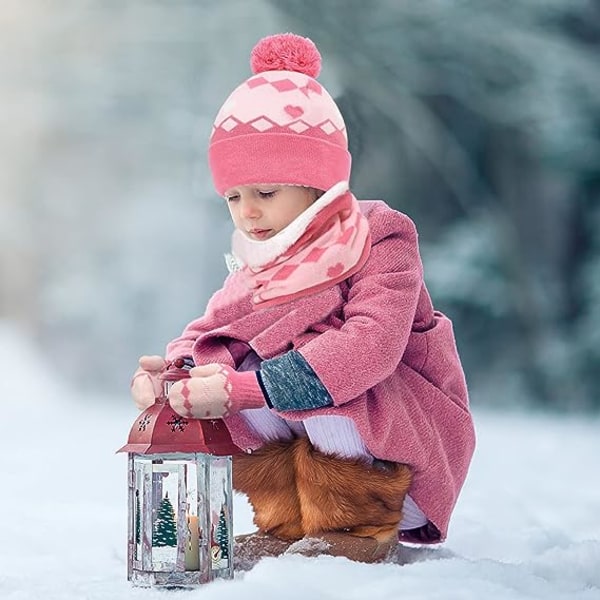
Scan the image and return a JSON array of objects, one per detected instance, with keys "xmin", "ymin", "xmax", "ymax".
[{"xmin": 284, "ymin": 104, "xmax": 304, "ymax": 118}]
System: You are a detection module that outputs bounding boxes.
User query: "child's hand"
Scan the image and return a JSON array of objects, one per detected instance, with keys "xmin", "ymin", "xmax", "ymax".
[
  {"xmin": 130, "ymin": 355, "xmax": 167, "ymax": 410},
  {"xmin": 168, "ymin": 363, "xmax": 266, "ymax": 419}
]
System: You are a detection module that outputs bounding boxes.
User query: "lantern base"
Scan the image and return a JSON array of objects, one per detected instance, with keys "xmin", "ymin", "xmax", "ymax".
[{"xmin": 131, "ymin": 568, "xmax": 224, "ymax": 588}]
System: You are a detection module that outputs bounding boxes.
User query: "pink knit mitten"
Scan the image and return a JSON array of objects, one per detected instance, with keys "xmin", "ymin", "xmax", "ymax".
[
  {"xmin": 130, "ymin": 355, "xmax": 167, "ymax": 410},
  {"xmin": 168, "ymin": 364, "xmax": 266, "ymax": 419}
]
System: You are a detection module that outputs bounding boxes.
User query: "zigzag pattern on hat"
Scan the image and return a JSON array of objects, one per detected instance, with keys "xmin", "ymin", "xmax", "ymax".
[{"xmin": 211, "ymin": 117, "xmax": 346, "ymax": 141}]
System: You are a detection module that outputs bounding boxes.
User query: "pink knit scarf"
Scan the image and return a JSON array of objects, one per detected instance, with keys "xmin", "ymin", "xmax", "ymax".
[{"xmin": 230, "ymin": 183, "xmax": 371, "ymax": 309}]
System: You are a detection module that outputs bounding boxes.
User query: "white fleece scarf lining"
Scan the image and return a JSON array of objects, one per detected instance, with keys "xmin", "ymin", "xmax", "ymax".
[{"xmin": 229, "ymin": 180, "xmax": 349, "ymax": 270}]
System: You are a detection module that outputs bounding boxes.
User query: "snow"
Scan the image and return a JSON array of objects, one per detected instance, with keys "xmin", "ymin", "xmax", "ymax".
[{"xmin": 1, "ymin": 322, "xmax": 599, "ymax": 599}]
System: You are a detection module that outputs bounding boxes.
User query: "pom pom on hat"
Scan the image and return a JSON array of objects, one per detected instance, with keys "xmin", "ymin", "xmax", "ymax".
[{"xmin": 250, "ymin": 33, "xmax": 321, "ymax": 78}]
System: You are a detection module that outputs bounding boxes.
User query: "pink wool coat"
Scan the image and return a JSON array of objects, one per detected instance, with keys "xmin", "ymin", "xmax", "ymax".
[{"xmin": 166, "ymin": 200, "xmax": 476, "ymax": 541}]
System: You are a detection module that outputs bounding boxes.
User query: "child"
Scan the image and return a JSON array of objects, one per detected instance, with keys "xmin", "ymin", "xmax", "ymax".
[{"xmin": 131, "ymin": 33, "xmax": 476, "ymax": 564}]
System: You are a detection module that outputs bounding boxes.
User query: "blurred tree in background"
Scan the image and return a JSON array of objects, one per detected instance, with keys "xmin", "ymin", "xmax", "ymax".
[{"xmin": 0, "ymin": 0, "xmax": 598, "ymax": 411}]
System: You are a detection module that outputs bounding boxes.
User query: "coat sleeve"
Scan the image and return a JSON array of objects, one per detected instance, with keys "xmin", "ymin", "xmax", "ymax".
[
  {"xmin": 298, "ymin": 209, "xmax": 424, "ymax": 406},
  {"xmin": 165, "ymin": 317, "xmax": 209, "ymax": 361}
]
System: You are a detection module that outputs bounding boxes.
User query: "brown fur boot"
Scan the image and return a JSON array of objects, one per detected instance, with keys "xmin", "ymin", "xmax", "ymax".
[
  {"xmin": 288, "ymin": 437, "xmax": 412, "ymax": 563},
  {"xmin": 232, "ymin": 440, "xmax": 304, "ymax": 564}
]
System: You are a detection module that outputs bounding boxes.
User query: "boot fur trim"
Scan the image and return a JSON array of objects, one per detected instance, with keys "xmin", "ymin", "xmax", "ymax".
[
  {"xmin": 233, "ymin": 441, "xmax": 304, "ymax": 541},
  {"xmin": 293, "ymin": 437, "xmax": 412, "ymax": 543}
]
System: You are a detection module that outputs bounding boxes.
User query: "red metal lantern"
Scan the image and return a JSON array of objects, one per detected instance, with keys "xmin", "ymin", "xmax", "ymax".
[{"xmin": 118, "ymin": 366, "xmax": 240, "ymax": 588}]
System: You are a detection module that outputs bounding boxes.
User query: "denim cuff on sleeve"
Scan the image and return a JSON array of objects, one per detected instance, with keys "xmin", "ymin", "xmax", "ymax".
[{"xmin": 258, "ymin": 350, "xmax": 334, "ymax": 412}]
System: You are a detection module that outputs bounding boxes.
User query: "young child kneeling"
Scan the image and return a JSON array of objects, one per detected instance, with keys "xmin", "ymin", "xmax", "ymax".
[{"xmin": 131, "ymin": 33, "xmax": 476, "ymax": 564}]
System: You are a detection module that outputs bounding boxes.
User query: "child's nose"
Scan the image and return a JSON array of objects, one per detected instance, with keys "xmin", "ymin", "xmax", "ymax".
[{"xmin": 240, "ymin": 196, "xmax": 260, "ymax": 219}]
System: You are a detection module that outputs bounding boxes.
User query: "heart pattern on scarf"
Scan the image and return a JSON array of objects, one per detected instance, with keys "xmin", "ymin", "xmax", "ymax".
[{"xmin": 326, "ymin": 262, "xmax": 345, "ymax": 278}]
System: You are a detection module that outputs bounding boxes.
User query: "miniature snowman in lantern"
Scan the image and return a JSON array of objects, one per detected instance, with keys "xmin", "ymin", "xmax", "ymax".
[{"xmin": 118, "ymin": 363, "xmax": 240, "ymax": 588}]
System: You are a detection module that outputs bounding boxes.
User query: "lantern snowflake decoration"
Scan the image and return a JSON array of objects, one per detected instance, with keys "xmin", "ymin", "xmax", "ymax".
[{"xmin": 118, "ymin": 364, "xmax": 240, "ymax": 588}]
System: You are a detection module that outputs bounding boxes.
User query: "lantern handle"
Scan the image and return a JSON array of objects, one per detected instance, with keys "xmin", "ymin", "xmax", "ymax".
[{"xmin": 158, "ymin": 357, "xmax": 195, "ymax": 400}]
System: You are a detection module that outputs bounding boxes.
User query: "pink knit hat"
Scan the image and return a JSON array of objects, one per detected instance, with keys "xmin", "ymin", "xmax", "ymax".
[{"xmin": 208, "ymin": 33, "xmax": 351, "ymax": 195}]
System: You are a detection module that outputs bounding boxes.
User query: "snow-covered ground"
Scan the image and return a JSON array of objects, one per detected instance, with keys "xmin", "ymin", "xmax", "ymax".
[{"xmin": 1, "ymin": 323, "xmax": 599, "ymax": 599}]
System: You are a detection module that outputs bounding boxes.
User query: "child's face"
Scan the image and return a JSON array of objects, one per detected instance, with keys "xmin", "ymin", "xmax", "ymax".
[{"xmin": 224, "ymin": 184, "xmax": 318, "ymax": 241}]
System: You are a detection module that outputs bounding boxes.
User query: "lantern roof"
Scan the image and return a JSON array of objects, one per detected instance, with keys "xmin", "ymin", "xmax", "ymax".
[{"xmin": 117, "ymin": 399, "xmax": 241, "ymax": 456}]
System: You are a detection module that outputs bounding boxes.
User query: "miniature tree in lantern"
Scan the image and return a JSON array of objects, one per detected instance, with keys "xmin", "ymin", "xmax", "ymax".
[
  {"xmin": 118, "ymin": 363, "xmax": 240, "ymax": 588},
  {"xmin": 216, "ymin": 506, "xmax": 230, "ymax": 561},
  {"xmin": 153, "ymin": 493, "xmax": 177, "ymax": 547}
]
